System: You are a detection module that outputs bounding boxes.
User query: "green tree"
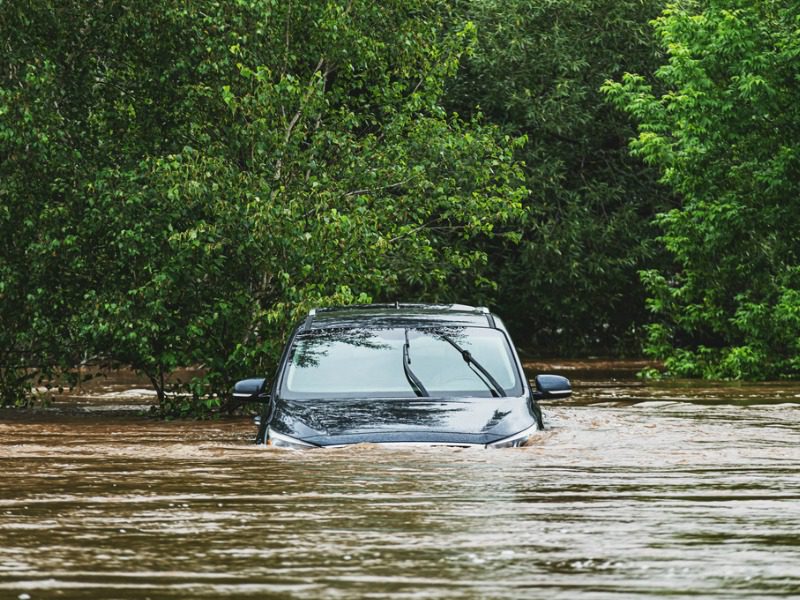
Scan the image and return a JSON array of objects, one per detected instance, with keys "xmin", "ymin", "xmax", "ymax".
[
  {"xmin": 0, "ymin": 6, "xmax": 80, "ymax": 404},
  {"xmin": 447, "ymin": 0, "xmax": 673, "ymax": 354},
  {"xmin": 0, "ymin": 1, "xmax": 526, "ymax": 410},
  {"xmin": 604, "ymin": 0, "xmax": 800, "ymax": 378}
]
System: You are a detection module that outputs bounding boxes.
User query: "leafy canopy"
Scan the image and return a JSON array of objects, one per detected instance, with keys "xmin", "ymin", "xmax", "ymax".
[
  {"xmin": 448, "ymin": 0, "xmax": 673, "ymax": 354},
  {"xmin": 603, "ymin": 0, "xmax": 800, "ymax": 378},
  {"xmin": 0, "ymin": 0, "xmax": 525, "ymax": 410}
]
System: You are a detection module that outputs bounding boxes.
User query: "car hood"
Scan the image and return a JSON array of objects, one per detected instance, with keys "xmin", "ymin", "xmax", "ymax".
[{"xmin": 269, "ymin": 396, "xmax": 537, "ymax": 446}]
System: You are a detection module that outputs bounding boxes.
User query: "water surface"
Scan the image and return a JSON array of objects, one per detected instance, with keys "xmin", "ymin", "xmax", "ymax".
[{"xmin": 2, "ymin": 361, "xmax": 799, "ymax": 599}]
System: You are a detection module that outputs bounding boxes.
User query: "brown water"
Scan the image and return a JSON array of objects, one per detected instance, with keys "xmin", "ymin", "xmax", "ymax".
[{"xmin": 2, "ymin": 361, "xmax": 800, "ymax": 599}]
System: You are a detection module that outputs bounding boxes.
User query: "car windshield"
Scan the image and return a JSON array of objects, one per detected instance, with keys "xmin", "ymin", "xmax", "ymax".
[{"xmin": 281, "ymin": 326, "xmax": 523, "ymax": 399}]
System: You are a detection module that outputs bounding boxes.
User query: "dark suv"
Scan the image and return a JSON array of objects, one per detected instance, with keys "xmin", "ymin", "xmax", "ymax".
[{"xmin": 233, "ymin": 304, "xmax": 571, "ymax": 448}]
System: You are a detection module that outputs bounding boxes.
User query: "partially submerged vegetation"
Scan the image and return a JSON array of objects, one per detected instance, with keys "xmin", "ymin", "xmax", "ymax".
[
  {"xmin": 1, "ymin": 0, "xmax": 798, "ymax": 413},
  {"xmin": 604, "ymin": 0, "xmax": 800, "ymax": 379}
]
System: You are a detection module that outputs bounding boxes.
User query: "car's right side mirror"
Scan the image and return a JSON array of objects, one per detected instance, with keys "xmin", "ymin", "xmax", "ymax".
[{"xmin": 533, "ymin": 374, "xmax": 572, "ymax": 399}]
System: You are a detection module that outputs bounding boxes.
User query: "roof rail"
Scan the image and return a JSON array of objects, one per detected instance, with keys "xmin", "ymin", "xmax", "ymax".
[
  {"xmin": 314, "ymin": 303, "xmax": 457, "ymax": 312},
  {"xmin": 303, "ymin": 308, "xmax": 316, "ymax": 331},
  {"xmin": 478, "ymin": 306, "xmax": 496, "ymax": 328},
  {"xmin": 311, "ymin": 303, "xmax": 492, "ymax": 314},
  {"xmin": 302, "ymin": 303, "xmax": 497, "ymax": 330}
]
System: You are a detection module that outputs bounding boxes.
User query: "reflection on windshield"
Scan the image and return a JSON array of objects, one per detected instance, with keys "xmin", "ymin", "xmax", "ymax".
[
  {"xmin": 290, "ymin": 329, "xmax": 391, "ymax": 369},
  {"xmin": 283, "ymin": 327, "xmax": 521, "ymax": 399}
]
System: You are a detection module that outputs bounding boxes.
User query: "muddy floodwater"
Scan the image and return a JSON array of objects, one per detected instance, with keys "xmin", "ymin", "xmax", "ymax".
[{"xmin": 2, "ymin": 361, "xmax": 800, "ymax": 599}]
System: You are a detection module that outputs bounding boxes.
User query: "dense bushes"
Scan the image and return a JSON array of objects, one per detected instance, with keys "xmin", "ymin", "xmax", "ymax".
[
  {"xmin": 604, "ymin": 0, "xmax": 800, "ymax": 378},
  {"xmin": 447, "ymin": 0, "xmax": 674, "ymax": 354},
  {"xmin": 2, "ymin": 0, "xmax": 798, "ymax": 412},
  {"xmin": 0, "ymin": 1, "xmax": 525, "ymax": 410}
]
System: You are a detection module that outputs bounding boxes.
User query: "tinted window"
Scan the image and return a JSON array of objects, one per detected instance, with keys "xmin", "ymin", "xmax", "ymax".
[{"xmin": 282, "ymin": 327, "xmax": 522, "ymax": 399}]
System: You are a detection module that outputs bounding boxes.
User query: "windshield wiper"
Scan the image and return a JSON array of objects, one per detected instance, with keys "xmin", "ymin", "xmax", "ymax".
[
  {"xmin": 403, "ymin": 329, "xmax": 429, "ymax": 397},
  {"xmin": 439, "ymin": 334, "xmax": 506, "ymax": 397}
]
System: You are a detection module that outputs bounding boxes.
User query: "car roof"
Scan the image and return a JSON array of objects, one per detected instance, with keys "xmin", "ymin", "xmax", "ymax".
[{"xmin": 301, "ymin": 303, "xmax": 501, "ymax": 332}]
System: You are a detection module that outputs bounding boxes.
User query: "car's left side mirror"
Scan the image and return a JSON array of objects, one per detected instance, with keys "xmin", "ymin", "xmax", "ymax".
[
  {"xmin": 232, "ymin": 378, "xmax": 271, "ymax": 402},
  {"xmin": 533, "ymin": 374, "xmax": 572, "ymax": 399}
]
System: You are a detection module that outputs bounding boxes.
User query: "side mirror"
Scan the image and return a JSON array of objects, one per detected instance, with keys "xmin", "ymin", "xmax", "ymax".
[
  {"xmin": 232, "ymin": 378, "xmax": 271, "ymax": 402},
  {"xmin": 533, "ymin": 374, "xmax": 572, "ymax": 399}
]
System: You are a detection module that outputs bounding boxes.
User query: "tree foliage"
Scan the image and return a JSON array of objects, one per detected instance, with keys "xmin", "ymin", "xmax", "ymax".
[
  {"xmin": 447, "ymin": 0, "xmax": 673, "ymax": 354},
  {"xmin": 604, "ymin": 0, "xmax": 800, "ymax": 378},
  {"xmin": 0, "ymin": 0, "xmax": 525, "ymax": 410},
  {"xmin": 4, "ymin": 0, "xmax": 794, "ymax": 410}
]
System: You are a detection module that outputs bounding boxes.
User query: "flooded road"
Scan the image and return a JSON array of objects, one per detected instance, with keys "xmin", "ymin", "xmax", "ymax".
[{"xmin": 2, "ymin": 361, "xmax": 800, "ymax": 599}]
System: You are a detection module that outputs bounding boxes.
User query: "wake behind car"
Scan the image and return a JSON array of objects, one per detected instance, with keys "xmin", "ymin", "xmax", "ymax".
[{"xmin": 234, "ymin": 304, "xmax": 571, "ymax": 448}]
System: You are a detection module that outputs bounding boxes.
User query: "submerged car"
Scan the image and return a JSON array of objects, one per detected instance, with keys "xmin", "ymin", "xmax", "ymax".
[{"xmin": 233, "ymin": 304, "xmax": 571, "ymax": 448}]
